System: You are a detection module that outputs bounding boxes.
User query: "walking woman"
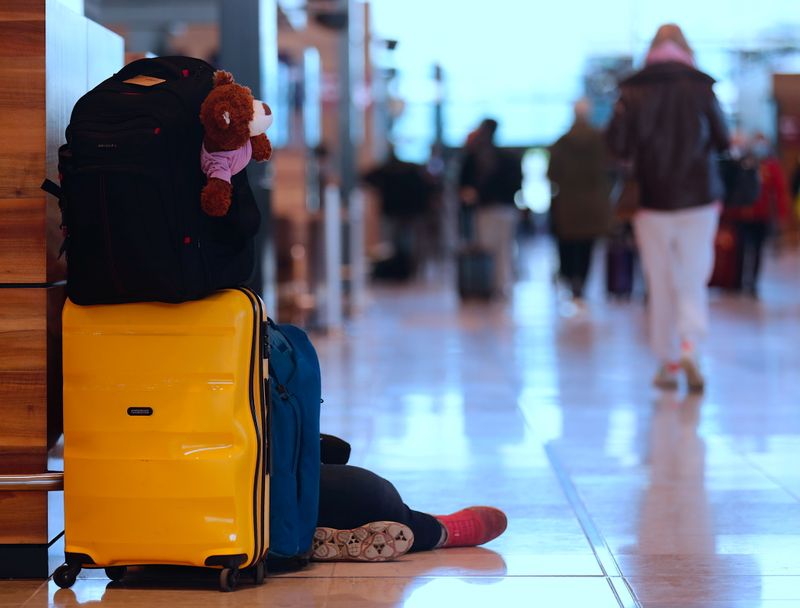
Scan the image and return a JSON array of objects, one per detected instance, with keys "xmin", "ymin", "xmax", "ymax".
[{"xmin": 606, "ymin": 24, "xmax": 730, "ymax": 392}]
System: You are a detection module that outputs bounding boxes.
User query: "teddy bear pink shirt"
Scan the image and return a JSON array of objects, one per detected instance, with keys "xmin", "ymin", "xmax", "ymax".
[{"xmin": 200, "ymin": 140, "xmax": 252, "ymax": 183}]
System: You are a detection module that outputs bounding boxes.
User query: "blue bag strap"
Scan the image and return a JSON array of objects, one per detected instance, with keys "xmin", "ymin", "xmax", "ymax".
[
  {"xmin": 276, "ymin": 324, "xmax": 321, "ymax": 372},
  {"xmin": 267, "ymin": 318, "xmax": 297, "ymax": 385}
]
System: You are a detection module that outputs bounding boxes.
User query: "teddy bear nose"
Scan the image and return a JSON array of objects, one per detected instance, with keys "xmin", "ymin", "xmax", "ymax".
[{"xmin": 262, "ymin": 103, "xmax": 272, "ymax": 116}]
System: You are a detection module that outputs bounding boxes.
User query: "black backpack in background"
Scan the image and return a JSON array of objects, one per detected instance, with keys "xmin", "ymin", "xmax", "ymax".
[
  {"xmin": 719, "ymin": 153, "xmax": 761, "ymax": 209},
  {"xmin": 55, "ymin": 56, "xmax": 260, "ymax": 305}
]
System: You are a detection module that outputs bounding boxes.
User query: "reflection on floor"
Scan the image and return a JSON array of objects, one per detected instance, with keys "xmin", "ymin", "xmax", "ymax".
[{"xmin": 8, "ymin": 236, "xmax": 800, "ymax": 607}]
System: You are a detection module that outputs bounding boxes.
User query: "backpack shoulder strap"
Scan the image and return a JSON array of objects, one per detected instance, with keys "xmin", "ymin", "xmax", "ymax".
[
  {"xmin": 267, "ymin": 319, "xmax": 297, "ymax": 385},
  {"xmin": 41, "ymin": 178, "xmax": 62, "ymax": 199}
]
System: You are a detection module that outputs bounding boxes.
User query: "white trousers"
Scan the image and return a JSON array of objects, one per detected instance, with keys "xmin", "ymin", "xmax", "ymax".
[
  {"xmin": 633, "ymin": 204, "xmax": 719, "ymax": 361},
  {"xmin": 475, "ymin": 205, "xmax": 519, "ymax": 293}
]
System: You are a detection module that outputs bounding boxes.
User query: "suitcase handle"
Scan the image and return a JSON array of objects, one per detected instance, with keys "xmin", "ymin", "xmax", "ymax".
[
  {"xmin": 0, "ymin": 472, "xmax": 63, "ymax": 492},
  {"xmin": 116, "ymin": 56, "xmax": 211, "ymax": 82}
]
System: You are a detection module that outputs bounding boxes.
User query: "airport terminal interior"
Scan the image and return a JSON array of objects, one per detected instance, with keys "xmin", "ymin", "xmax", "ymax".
[{"xmin": 2, "ymin": 1, "xmax": 800, "ymax": 607}]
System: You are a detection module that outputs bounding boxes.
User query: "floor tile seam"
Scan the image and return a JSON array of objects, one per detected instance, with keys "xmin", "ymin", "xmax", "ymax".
[
  {"xmin": 18, "ymin": 581, "xmax": 47, "ymax": 608},
  {"xmin": 733, "ymin": 449, "xmax": 800, "ymax": 503},
  {"xmin": 608, "ymin": 576, "xmax": 641, "ymax": 608},
  {"xmin": 317, "ymin": 575, "xmax": 335, "ymax": 608},
  {"xmin": 280, "ymin": 574, "xmax": 611, "ymax": 580},
  {"xmin": 544, "ymin": 442, "xmax": 642, "ymax": 608},
  {"xmin": 624, "ymin": 574, "xmax": 800, "ymax": 579}
]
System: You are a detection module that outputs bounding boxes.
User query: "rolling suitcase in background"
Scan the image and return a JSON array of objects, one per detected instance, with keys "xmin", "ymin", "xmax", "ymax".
[
  {"xmin": 606, "ymin": 224, "xmax": 636, "ymax": 298},
  {"xmin": 456, "ymin": 206, "xmax": 495, "ymax": 299},
  {"xmin": 56, "ymin": 288, "xmax": 269, "ymax": 592},
  {"xmin": 457, "ymin": 247, "xmax": 495, "ymax": 299},
  {"xmin": 708, "ymin": 222, "xmax": 742, "ymax": 291}
]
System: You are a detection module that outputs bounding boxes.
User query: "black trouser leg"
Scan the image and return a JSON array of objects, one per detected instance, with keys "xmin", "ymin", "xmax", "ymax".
[
  {"xmin": 737, "ymin": 222, "xmax": 768, "ymax": 291},
  {"xmin": 557, "ymin": 240, "xmax": 570, "ymax": 281},
  {"xmin": 559, "ymin": 239, "xmax": 594, "ymax": 298},
  {"xmin": 317, "ymin": 464, "xmax": 443, "ymax": 552},
  {"xmin": 572, "ymin": 239, "xmax": 594, "ymax": 298}
]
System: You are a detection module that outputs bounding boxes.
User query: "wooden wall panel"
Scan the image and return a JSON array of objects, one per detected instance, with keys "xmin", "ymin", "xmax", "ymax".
[
  {"xmin": 0, "ymin": 2, "xmax": 46, "ymax": 282},
  {"xmin": 0, "ymin": 5, "xmax": 46, "ymax": 204},
  {"xmin": 0, "ymin": 285, "xmax": 64, "ymax": 475},
  {"xmin": 0, "ymin": 0, "xmax": 122, "ymax": 283},
  {"xmin": 0, "ymin": 492, "xmax": 47, "ymax": 544},
  {"xmin": 0, "ymin": 1, "xmax": 120, "ymax": 575},
  {"xmin": 0, "ymin": 288, "xmax": 48, "ymax": 475},
  {"xmin": 0, "ymin": 286, "xmax": 64, "ymax": 548},
  {"xmin": 0, "ymin": 198, "xmax": 47, "ymax": 284}
]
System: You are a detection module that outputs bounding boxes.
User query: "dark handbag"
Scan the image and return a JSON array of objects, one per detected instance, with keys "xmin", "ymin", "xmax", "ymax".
[{"xmin": 719, "ymin": 154, "xmax": 760, "ymax": 208}]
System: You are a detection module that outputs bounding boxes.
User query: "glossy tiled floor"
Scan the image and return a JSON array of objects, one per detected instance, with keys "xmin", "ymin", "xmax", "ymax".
[{"xmin": 6, "ymin": 236, "xmax": 800, "ymax": 607}]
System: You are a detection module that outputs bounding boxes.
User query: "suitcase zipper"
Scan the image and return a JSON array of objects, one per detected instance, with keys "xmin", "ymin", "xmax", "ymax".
[{"xmin": 240, "ymin": 287, "xmax": 268, "ymax": 565}]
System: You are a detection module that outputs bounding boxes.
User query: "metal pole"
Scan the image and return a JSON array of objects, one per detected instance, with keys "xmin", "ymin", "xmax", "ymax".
[{"xmin": 219, "ymin": 0, "xmax": 278, "ymax": 313}]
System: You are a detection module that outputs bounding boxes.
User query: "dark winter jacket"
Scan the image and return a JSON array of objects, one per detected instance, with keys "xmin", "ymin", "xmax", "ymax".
[
  {"xmin": 547, "ymin": 122, "xmax": 613, "ymax": 239},
  {"xmin": 362, "ymin": 157, "xmax": 434, "ymax": 219},
  {"xmin": 606, "ymin": 62, "xmax": 730, "ymax": 212},
  {"xmin": 459, "ymin": 147, "xmax": 522, "ymax": 207}
]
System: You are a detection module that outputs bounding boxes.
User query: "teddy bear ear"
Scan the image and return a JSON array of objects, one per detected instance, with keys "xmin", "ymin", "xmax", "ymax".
[{"xmin": 213, "ymin": 70, "xmax": 235, "ymax": 88}]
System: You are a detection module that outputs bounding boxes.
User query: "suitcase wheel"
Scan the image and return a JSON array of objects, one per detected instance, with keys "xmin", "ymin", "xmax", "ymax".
[
  {"xmin": 219, "ymin": 567, "xmax": 240, "ymax": 592},
  {"xmin": 105, "ymin": 566, "xmax": 127, "ymax": 582},
  {"xmin": 253, "ymin": 560, "xmax": 265, "ymax": 585},
  {"xmin": 53, "ymin": 564, "xmax": 81, "ymax": 589}
]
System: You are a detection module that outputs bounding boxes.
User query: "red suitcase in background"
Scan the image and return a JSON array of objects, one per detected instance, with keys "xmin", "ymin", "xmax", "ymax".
[{"xmin": 708, "ymin": 222, "xmax": 742, "ymax": 290}]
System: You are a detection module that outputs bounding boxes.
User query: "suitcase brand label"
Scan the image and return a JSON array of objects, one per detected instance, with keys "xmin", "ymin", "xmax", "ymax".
[{"xmin": 127, "ymin": 407, "xmax": 153, "ymax": 416}]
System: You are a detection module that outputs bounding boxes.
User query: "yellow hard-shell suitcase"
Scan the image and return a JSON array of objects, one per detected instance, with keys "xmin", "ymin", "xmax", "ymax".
[{"xmin": 55, "ymin": 288, "xmax": 269, "ymax": 591}]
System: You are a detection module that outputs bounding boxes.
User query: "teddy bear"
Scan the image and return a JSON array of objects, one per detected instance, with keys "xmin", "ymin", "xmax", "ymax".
[{"xmin": 199, "ymin": 70, "xmax": 273, "ymax": 217}]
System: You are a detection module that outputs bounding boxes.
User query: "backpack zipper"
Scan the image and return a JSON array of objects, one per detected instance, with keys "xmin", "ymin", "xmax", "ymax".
[{"xmin": 98, "ymin": 174, "xmax": 125, "ymax": 296}]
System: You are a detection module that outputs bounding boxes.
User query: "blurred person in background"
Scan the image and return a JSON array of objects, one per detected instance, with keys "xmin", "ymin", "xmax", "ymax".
[
  {"xmin": 547, "ymin": 98, "xmax": 613, "ymax": 305},
  {"xmin": 361, "ymin": 146, "xmax": 436, "ymax": 281},
  {"xmin": 458, "ymin": 118, "xmax": 523, "ymax": 297},
  {"xmin": 791, "ymin": 155, "xmax": 800, "ymax": 221},
  {"xmin": 724, "ymin": 133, "xmax": 792, "ymax": 297},
  {"xmin": 606, "ymin": 23, "xmax": 730, "ymax": 392}
]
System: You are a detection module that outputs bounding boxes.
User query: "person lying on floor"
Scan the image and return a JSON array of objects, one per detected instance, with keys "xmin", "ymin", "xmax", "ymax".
[{"xmin": 310, "ymin": 434, "xmax": 508, "ymax": 562}]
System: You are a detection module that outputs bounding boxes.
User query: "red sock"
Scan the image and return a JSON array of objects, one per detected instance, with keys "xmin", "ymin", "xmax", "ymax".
[{"xmin": 434, "ymin": 507, "xmax": 507, "ymax": 548}]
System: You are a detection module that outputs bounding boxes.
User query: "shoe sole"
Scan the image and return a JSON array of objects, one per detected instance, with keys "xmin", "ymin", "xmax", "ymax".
[
  {"xmin": 653, "ymin": 377, "xmax": 679, "ymax": 390},
  {"xmin": 652, "ymin": 369, "xmax": 679, "ymax": 391},
  {"xmin": 681, "ymin": 358, "xmax": 705, "ymax": 393},
  {"xmin": 312, "ymin": 521, "xmax": 414, "ymax": 562}
]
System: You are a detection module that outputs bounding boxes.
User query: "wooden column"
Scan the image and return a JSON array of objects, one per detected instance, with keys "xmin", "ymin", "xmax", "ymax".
[
  {"xmin": 773, "ymin": 74, "xmax": 800, "ymax": 183},
  {"xmin": 0, "ymin": 0, "xmax": 122, "ymax": 578}
]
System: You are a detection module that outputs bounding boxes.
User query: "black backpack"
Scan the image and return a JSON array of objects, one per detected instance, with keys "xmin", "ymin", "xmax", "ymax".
[
  {"xmin": 719, "ymin": 153, "xmax": 761, "ymax": 209},
  {"xmin": 54, "ymin": 56, "xmax": 260, "ymax": 305}
]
